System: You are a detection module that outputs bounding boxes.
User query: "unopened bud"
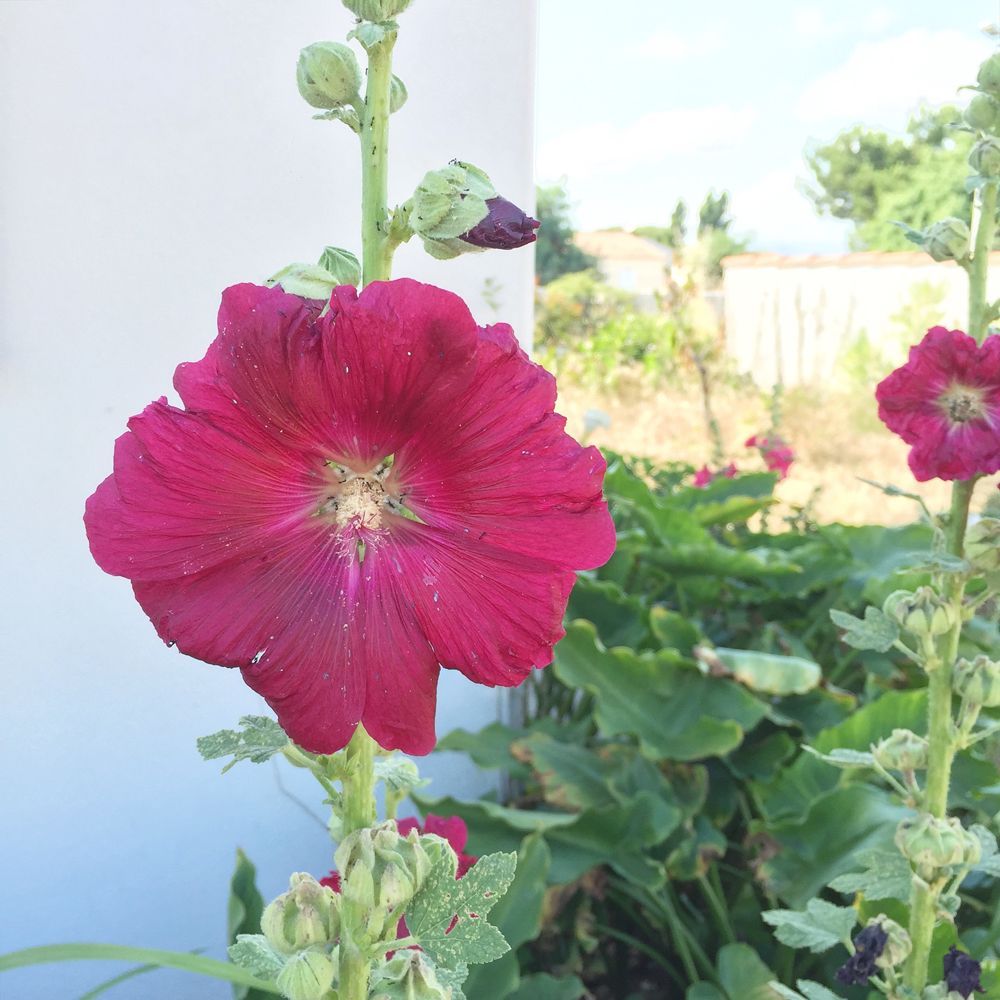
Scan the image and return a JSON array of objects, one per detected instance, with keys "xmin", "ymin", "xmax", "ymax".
[
  {"xmin": 390, "ymin": 75, "xmax": 408, "ymax": 113},
  {"xmin": 965, "ymin": 517, "xmax": 1000, "ymax": 572},
  {"xmin": 873, "ymin": 729, "xmax": 929, "ymax": 772},
  {"xmin": 971, "ymin": 137, "xmax": 1000, "ymax": 177},
  {"xmin": 895, "ymin": 814, "xmax": 968, "ymax": 875},
  {"xmin": 459, "ymin": 196, "xmax": 540, "ymax": 250},
  {"xmin": 866, "ymin": 915, "xmax": 912, "ymax": 970},
  {"xmin": 372, "ymin": 952, "xmax": 449, "ymax": 999},
  {"xmin": 297, "ymin": 42, "xmax": 362, "ymax": 110},
  {"xmin": 966, "ymin": 93, "xmax": 1000, "ymax": 133},
  {"xmin": 261, "ymin": 873, "xmax": 339, "ymax": 954},
  {"xmin": 341, "ymin": 0, "xmax": 411, "ymax": 21},
  {"xmin": 923, "ymin": 218, "xmax": 971, "ymax": 263},
  {"xmin": 954, "ymin": 655, "xmax": 1000, "ymax": 707},
  {"xmin": 883, "ymin": 587, "xmax": 958, "ymax": 639},
  {"xmin": 275, "ymin": 948, "xmax": 336, "ymax": 1000},
  {"xmin": 979, "ymin": 53, "xmax": 1000, "ymax": 99}
]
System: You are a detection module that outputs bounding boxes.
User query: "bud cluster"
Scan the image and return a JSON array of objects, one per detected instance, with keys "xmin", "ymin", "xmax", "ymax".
[
  {"xmin": 920, "ymin": 219, "xmax": 971, "ymax": 264},
  {"xmin": 964, "ymin": 517, "xmax": 1000, "ymax": 573},
  {"xmin": 895, "ymin": 814, "xmax": 981, "ymax": 880},
  {"xmin": 371, "ymin": 951, "xmax": 450, "ymax": 1000},
  {"xmin": 883, "ymin": 588, "xmax": 959, "ymax": 645},
  {"xmin": 953, "ymin": 655, "xmax": 1000, "ymax": 708},
  {"xmin": 873, "ymin": 728, "xmax": 929, "ymax": 773}
]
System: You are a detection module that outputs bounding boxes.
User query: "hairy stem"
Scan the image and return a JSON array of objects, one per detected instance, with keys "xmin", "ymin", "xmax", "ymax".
[
  {"xmin": 903, "ymin": 180, "xmax": 995, "ymax": 993},
  {"xmin": 360, "ymin": 33, "xmax": 396, "ymax": 286},
  {"xmin": 339, "ymin": 724, "xmax": 378, "ymax": 1000}
]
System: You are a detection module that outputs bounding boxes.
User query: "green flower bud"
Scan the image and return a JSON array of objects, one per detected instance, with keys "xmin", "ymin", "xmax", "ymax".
[
  {"xmin": 883, "ymin": 587, "xmax": 958, "ymax": 640},
  {"xmin": 979, "ymin": 53, "xmax": 1000, "ymax": 99},
  {"xmin": 954, "ymin": 655, "xmax": 1000, "ymax": 707},
  {"xmin": 965, "ymin": 517, "xmax": 1000, "ymax": 572},
  {"xmin": 296, "ymin": 42, "xmax": 362, "ymax": 110},
  {"xmin": 389, "ymin": 75, "xmax": 408, "ymax": 113},
  {"xmin": 866, "ymin": 915, "xmax": 912, "ymax": 970},
  {"xmin": 895, "ymin": 814, "xmax": 968, "ymax": 875},
  {"xmin": 971, "ymin": 137, "xmax": 1000, "ymax": 177},
  {"xmin": 275, "ymin": 948, "xmax": 336, "ymax": 1000},
  {"xmin": 372, "ymin": 952, "xmax": 449, "ymax": 1000},
  {"xmin": 922, "ymin": 218, "xmax": 971, "ymax": 263},
  {"xmin": 408, "ymin": 162, "xmax": 496, "ymax": 242},
  {"xmin": 873, "ymin": 728, "xmax": 929, "ymax": 772},
  {"xmin": 966, "ymin": 93, "xmax": 1000, "ymax": 133},
  {"xmin": 342, "ymin": 0, "xmax": 411, "ymax": 21},
  {"xmin": 335, "ymin": 822, "xmax": 433, "ymax": 941},
  {"xmin": 261, "ymin": 874, "xmax": 340, "ymax": 955}
]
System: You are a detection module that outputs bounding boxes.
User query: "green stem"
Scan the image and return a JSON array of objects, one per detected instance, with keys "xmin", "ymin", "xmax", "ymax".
[
  {"xmin": 903, "ymin": 180, "xmax": 995, "ymax": 993},
  {"xmin": 339, "ymin": 724, "xmax": 378, "ymax": 1000},
  {"xmin": 360, "ymin": 33, "xmax": 396, "ymax": 286}
]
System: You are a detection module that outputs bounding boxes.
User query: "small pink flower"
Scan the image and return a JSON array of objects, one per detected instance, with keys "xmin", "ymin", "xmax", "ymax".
[
  {"xmin": 84, "ymin": 280, "xmax": 615, "ymax": 755},
  {"xmin": 692, "ymin": 465, "xmax": 714, "ymax": 488},
  {"xmin": 721, "ymin": 462, "xmax": 738, "ymax": 479},
  {"xmin": 746, "ymin": 434, "xmax": 794, "ymax": 480},
  {"xmin": 876, "ymin": 326, "xmax": 1000, "ymax": 481}
]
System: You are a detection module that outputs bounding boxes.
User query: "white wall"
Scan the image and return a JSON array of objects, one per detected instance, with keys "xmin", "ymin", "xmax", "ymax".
[
  {"xmin": 0, "ymin": 2, "xmax": 536, "ymax": 996},
  {"xmin": 723, "ymin": 253, "xmax": 1000, "ymax": 386}
]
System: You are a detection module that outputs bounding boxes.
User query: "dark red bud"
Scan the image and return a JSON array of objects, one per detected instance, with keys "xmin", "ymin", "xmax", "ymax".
[{"xmin": 459, "ymin": 196, "xmax": 540, "ymax": 250}]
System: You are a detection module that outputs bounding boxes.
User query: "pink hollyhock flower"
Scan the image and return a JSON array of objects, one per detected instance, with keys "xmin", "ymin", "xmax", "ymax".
[
  {"xmin": 746, "ymin": 434, "xmax": 794, "ymax": 480},
  {"xmin": 693, "ymin": 462, "xmax": 740, "ymax": 488},
  {"xmin": 84, "ymin": 280, "xmax": 615, "ymax": 754},
  {"xmin": 876, "ymin": 326, "xmax": 1000, "ymax": 481}
]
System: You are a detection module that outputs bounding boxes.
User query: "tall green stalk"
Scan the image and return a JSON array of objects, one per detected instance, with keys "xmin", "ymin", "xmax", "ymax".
[
  {"xmin": 338, "ymin": 29, "xmax": 398, "ymax": 1000},
  {"xmin": 903, "ymin": 181, "xmax": 996, "ymax": 992}
]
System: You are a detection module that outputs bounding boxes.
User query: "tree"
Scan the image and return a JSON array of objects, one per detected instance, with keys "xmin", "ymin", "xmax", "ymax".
[
  {"xmin": 635, "ymin": 199, "xmax": 687, "ymax": 249},
  {"xmin": 534, "ymin": 182, "xmax": 597, "ymax": 285},
  {"xmin": 804, "ymin": 105, "xmax": 973, "ymax": 251},
  {"xmin": 698, "ymin": 191, "xmax": 731, "ymax": 234}
]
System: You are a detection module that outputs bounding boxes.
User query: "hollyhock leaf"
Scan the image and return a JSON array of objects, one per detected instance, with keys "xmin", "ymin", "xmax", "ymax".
[
  {"xmin": 347, "ymin": 20, "xmax": 397, "ymax": 49},
  {"xmin": 830, "ymin": 607, "xmax": 899, "ymax": 652},
  {"xmin": 266, "ymin": 263, "xmax": 341, "ymax": 300},
  {"xmin": 436, "ymin": 722, "xmax": 531, "ymax": 778},
  {"xmin": 795, "ymin": 983, "xmax": 841, "ymax": 1000},
  {"xmin": 197, "ymin": 716, "xmax": 289, "ymax": 773},
  {"xmin": 828, "ymin": 849, "xmax": 912, "ymax": 901},
  {"xmin": 714, "ymin": 648, "xmax": 822, "ymax": 696},
  {"xmin": 567, "ymin": 577, "xmax": 650, "ymax": 649},
  {"xmin": 762, "ymin": 899, "xmax": 857, "ymax": 953},
  {"xmin": 317, "ymin": 246, "xmax": 361, "ymax": 286},
  {"xmin": 717, "ymin": 943, "xmax": 784, "ymax": 1000},
  {"xmin": 507, "ymin": 974, "xmax": 585, "ymax": 1000},
  {"xmin": 803, "ymin": 746, "xmax": 876, "ymax": 769},
  {"xmin": 404, "ymin": 851, "xmax": 515, "ymax": 968},
  {"xmin": 971, "ymin": 824, "xmax": 1000, "ymax": 876},
  {"xmin": 513, "ymin": 733, "xmax": 622, "ymax": 810},
  {"xmin": 227, "ymin": 936, "xmax": 284, "ymax": 981},
  {"xmin": 374, "ymin": 755, "xmax": 428, "ymax": 794},
  {"xmin": 434, "ymin": 962, "xmax": 469, "ymax": 999}
]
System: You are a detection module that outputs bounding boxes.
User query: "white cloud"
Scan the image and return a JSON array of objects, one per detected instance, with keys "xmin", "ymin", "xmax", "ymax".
[
  {"xmin": 793, "ymin": 6, "xmax": 835, "ymax": 40},
  {"xmin": 797, "ymin": 28, "xmax": 990, "ymax": 123},
  {"xmin": 864, "ymin": 6, "xmax": 895, "ymax": 34},
  {"xmin": 729, "ymin": 166, "xmax": 850, "ymax": 253},
  {"xmin": 638, "ymin": 28, "xmax": 722, "ymax": 61},
  {"xmin": 536, "ymin": 105, "xmax": 756, "ymax": 181}
]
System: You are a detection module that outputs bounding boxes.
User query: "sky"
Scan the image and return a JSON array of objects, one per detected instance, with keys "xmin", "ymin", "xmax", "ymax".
[{"xmin": 536, "ymin": 0, "xmax": 999, "ymax": 253}]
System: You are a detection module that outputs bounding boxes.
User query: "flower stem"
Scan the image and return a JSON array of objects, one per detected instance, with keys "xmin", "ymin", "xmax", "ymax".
[
  {"xmin": 903, "ymin": 180, "xmax": 995, "ymax": 994},
  {"xmin": 360, "ymin": 32, "xmax": 396, "ymax": 286},
  {"xmin": 338, "ymin": 724, "xmax": 378, "ymax": 1000}
]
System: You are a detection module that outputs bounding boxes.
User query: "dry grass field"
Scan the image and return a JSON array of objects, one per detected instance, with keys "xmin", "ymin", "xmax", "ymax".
[{"xmin": 556, "ymin": 374, "xmax": 956, "ymax": 526}]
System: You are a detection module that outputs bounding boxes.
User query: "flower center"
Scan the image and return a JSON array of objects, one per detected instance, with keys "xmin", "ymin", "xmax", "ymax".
[
  {"xmin": 938, "ymin": 384, "xmax": 987, "ymax": 425},
  {"xmin": 335, "ymin": 477, "xmax": 387, "ymax": 530}
]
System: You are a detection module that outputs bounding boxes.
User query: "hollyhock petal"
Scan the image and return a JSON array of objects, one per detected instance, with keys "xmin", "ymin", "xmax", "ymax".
[
  {"xmin": 877, "ymin": 327, "xmax": 1000, "ymax": 481},
  {"xmin": 393, "ymin": 328, "xmax": 615, "ymax": 569},
  {"xmin": 86, "ymin": 401, "xmax": 319, "ymax": 581},
  {"xmin": 384, "ymin": 519, "xmax": 576, "ymax": 686},
  {"xmin": 692, "ymin": 465, "xmax": 713, "ymax": 488},
  {"xmin": 132, "ymin": 525, "xmax": 440, "ymax": 754}
]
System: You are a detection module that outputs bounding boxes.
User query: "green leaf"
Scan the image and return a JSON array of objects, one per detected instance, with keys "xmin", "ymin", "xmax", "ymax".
[
  {"xmin": 762, "ymin": 899, "xmax": 857, "ymax": 953},
  {"xmin": 507, "ymin": 973, "xmax": 586, "ymax": 999},
  {"xmin": 373, "ymin": 754, "xmax": 428, "ymax": 794},
  {"xmin": 713, "ymin": 648, "xmax": 822, "ymax": 696},
  {"xmin": 717, "ymin": 943, "xmax": 785, "ymax": 1000},
  {"xmin": 456, "ymin": 952, "xmax": 515, "ymax": 1000},
  {"xmin": 971, "ymin": 823, "xmax": 1000, "ymax": 877},
  {"xmin": 796, "ymin": 982, "xmax": 842, "ymax": 1000},
  {"xmin": 553, "ymin": 621, "xmax": 766, "ymax": 761},
  {"xmin": 514, "ymin": 733, "xmax": 620, "ymax": 810},
  {"xmin": 802, "ymin": 746, "xmax": 875, "ymax": 769},
  {"xmin": 436, "ymin": 722, "xmax": 530, "ymax": 778},
  {"xmin": 649, "ymin": 606, "xmax": 701, "ymax": 654},
  {"xmin": 567, "ymin": 577, "xmax": 650, "ymax": 649},
  {"xmin": 347, "ymin": 20, "xmax": 397, "ymax": 49},
  {"xmin": 316, "ymin": 246, "xmax": 361, "ymax": 286},
  {"xmin": 687, "ymin": 985, "xmax": 727, "ymax": 1000},
  {"xmin": 435, "ymin": 961, "xmax": 470, "ymax": 1000},
  {"xmin": 483, "ymin": 835, "xmax": 550, "ymax": 951},
  {"xmin": 197, "ymin": 716, "xmax": 289, "ymax": 773},
  {"xmin": 227, "ymin": 850, "xmax": 268, "ymax": 1000},
  {"xmin": 828, "ymin": 849, "xmax": 911, "ymax": 901},
  {"xmin": 405, "ymin": 851, "xmax": 516, "ymax": 968},
  {"xmin": 829, "ymin": 606, "xmax": 899, "ymax": 652},
  {"xmin": 227, "ymin": 936, "xmax": 284, "ymax": 981},
  {"xmin": 0, "ymin": 944, "xmax": 282, "ymax": 994},
  {"xmin": 266, "ymin": 263, "xmax": 340, "ymax": 300}
]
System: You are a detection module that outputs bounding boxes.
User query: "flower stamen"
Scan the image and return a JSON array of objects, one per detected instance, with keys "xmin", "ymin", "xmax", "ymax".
[{"xmin": 938, "ymin": 383, "xmax": 987, "ymax": 425}]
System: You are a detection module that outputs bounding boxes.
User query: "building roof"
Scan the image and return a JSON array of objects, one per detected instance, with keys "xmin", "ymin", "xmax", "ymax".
[
  {"xmin": 574, "ymin": 229, "xmax": 673, "ymax": 262},
  {"xmin": 722, "ymin": 250, "xmax": 1000, "ymax": 270}
]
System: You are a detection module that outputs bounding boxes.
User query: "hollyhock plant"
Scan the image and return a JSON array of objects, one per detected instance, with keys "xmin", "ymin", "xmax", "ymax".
[
  {"xmin": 84, "ymin": 278, "xmax": 615, "ymax": 757},
  {"xmin": 876, "ymin": 326, "xmax": 1000, "ymax": 482},
  {"xmin": 692, "ymin": 462, "xmax": 738, "ymax": 488},
  {"xmin": 745, "ymin": 434, "xmax": 794, "ymax": 480},
  {"xmin": 459, "ymin": 195, "xmax": 540, "ymax": 250}
]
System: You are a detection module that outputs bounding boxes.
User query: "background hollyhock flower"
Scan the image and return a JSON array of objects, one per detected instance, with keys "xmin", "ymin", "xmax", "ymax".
[
  {"xmin": 835, "ymin": 923, "xmax": 887, "ymax": 986},
  {"xmin": 84, "ymin": 279, "xmax": 615, "ymax": 755},
  {"xmin": 876, "ymin": 326, "xmax": 1000, "ymax": 481},
  {"xmin": 745, "ymin": 434, "xmax": 794, "ymax": 480},
  {"xmin": 460, "ymin": 196, "xmax": 540, "ymax": 250},
  {"xmin": 396, "ymin": 814, "xmax": 477, "ymax": 877},
  {"xmin": 943, "ymin": 946, "xmax": 984, "ymax": 998},
  {"xmin": 693, "ymin": 463, "xmax": 738, "ymax": 488}
]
